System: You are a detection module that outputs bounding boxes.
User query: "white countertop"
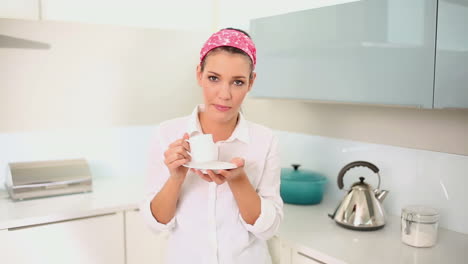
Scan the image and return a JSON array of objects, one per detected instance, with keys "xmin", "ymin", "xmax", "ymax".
[
  {"xmin": 279, "ymin": 200, "xmax": 468, "ymax": 264},
  {"xmin": 0, "ymin": 177, "xmax": 145, "ymax": 230},
  {"xmin": 1, "ymin": 177, "xmax": 467, "ymax": 264}
]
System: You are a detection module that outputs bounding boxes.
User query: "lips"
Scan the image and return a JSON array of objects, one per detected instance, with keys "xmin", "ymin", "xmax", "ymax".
[{"xmin": 214, "ymin": 104, "xmax": 231, "ymax": 112}]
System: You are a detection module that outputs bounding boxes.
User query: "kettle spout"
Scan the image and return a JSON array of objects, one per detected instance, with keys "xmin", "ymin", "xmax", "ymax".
[{"xmin": 374, "ymin": 189, "xmax": 389, "ymax": 203}]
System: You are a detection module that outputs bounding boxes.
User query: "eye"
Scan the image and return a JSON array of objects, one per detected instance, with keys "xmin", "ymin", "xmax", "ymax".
[
  {"xmin": 208, "ymin": 76, "xmax": 218, "ymax": 82},
  {"xmin": 233, "ymin": 80, "xmax": 245, "ymax": 86}
]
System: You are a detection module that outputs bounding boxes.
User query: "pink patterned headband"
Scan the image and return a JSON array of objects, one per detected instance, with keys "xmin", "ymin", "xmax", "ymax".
[{"xmin": 200, "ymin": 29, "xmax": 257, "ymax": 68}]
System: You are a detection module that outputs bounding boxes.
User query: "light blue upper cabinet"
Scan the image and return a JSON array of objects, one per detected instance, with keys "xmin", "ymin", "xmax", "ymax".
[
  {"xmin": 434, "ymin": 0, "xmax": 468, "ymax": 109},
  {"xmin": 250, "ymin": 0, "xmax": 437, "ymax": 108}
]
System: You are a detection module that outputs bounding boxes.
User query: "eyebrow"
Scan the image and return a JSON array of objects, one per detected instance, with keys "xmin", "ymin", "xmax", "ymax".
[{"xmin": 207, "ymin": 71, "xmax": 247, "ymax": 79}]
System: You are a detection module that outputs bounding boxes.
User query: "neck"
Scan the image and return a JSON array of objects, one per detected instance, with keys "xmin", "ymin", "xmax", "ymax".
[{"xmin": 199, "ymin": 112, "xmax": 239, "ymax": 142}]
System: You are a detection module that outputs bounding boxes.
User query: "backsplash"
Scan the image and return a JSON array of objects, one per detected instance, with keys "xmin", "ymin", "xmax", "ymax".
[
  {"xmin": 1, "ymin": 126, "xmax": 467, "ymax": 234},
  {"xmin": 275, "ymin": 130, "xmax": 468, "ymax": 235}
]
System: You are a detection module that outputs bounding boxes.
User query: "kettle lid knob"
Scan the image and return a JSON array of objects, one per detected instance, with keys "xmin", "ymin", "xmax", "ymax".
[{"xmin": 359, "ymin": 177, "xmax": 365, "ymax": 183}]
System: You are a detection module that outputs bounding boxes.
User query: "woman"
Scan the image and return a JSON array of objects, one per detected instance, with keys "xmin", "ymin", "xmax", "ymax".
[{"xmin": 140, "ymin": 28, "xmax": 283, "ymax": 264}]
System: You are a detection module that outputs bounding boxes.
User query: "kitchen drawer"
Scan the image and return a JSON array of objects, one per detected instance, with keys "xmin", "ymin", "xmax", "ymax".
[
  {"xmin": 0, "ymin": 212, "xmax": 124, "ymax": 264},
  {"xmin": 293, "ymin": 251, "xmax": 327, "ymax": 264}
]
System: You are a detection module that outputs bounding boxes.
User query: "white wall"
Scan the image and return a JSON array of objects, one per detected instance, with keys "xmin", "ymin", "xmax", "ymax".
[
  {"xmin": 0, "ymin": 0, "xmax": 39, "ymax": 20},
  {"xmin": 0, "ymin": 126, "xmax": 154, "ymax": 181},
  {"xmin": 0, "ymin": 19, "xmax": 206, "ymax": 131},
  {"xmin": 243, "ymin": 99, "xmax": 468, "ymax": 156},
  {"xmin": 42, "ymin": 0, "xmax": 214, "ymax": 32}
]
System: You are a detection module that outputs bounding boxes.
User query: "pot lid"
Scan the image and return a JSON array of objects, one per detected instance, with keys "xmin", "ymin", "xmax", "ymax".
[{"xmin": 281, "ymin": 164, "xmax": 327, "ymax": 182}]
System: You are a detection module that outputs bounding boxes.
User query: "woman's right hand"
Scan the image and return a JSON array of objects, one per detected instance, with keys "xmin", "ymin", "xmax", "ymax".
[{"xmin": 164, "ymin": 133, "xmax": 191, "ymax": 182}]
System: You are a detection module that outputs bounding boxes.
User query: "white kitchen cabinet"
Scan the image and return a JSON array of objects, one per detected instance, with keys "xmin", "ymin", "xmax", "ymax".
[
  {"xmin": 41, "ymin": 0, "xmax": 213, "ymax": 31},
  {"xmin": 0, "ymin": 0, "xmax": 40, "ymax": 20},
  {"xmin": 250, "ymin": 0, "xmax": 437, "ymax": 108},
  {"xmin": 218, "ymin": 0, "xmax": 360, "ymax": 31},
  {"xmin": 0, "ymin": 212, "xmax": 125, "ymax": 264},
  {"xmin": 269, "ymin": 239, "xmax": 331, "ymax": 264},
  {"xmin": 125, "ymin": 209, "xmax": 168, "ymax": 264}
]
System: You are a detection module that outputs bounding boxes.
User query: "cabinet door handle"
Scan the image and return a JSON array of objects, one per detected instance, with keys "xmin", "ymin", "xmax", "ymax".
[
  {"xmin": 7, "ymin": 212, "xmax": 117, "ymax": 231},
  {"xmin": 298, "ymin": 252, "xmax": 327, "ymax": 264}
]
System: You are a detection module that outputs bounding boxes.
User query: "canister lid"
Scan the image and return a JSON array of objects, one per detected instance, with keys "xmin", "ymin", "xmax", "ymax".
[{"xmin": 401, "ymin": 205, "xmax": 440, "ymax": 224}]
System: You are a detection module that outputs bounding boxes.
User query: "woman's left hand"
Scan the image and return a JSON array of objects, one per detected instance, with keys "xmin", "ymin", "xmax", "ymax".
[{"xmin": 191, "ymin": 158, "xmax": 246, "ymax": 185}]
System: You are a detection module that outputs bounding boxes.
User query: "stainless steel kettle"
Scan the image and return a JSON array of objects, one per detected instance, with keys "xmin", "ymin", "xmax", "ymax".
[{"xmin": 328, "ymin": 161, "xmax": 389, "ymax": 231}]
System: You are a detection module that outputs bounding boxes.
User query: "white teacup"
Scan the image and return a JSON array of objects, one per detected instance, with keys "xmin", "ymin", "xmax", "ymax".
[{"xmin": 186, "ymin": 134, "xmax": 218, "ymax": 163}]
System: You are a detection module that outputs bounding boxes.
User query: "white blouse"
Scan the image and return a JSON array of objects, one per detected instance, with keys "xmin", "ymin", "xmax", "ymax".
[{"xmin": 140, "ymin": 105, "xmax": 283, "ymax": 264}]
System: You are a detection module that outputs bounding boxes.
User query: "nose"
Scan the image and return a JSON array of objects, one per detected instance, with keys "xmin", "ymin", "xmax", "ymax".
[{"xmin": 217, "ymin": 82, "xmax": 231, "ymax": 100}]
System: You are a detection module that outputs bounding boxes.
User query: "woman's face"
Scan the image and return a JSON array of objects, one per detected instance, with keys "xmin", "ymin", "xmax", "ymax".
[{"xmin": 197, "ymin": 50, "xmax": 256, "ymax": 124}]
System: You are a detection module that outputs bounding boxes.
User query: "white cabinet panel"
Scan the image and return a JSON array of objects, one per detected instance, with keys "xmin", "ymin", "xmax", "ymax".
[
  {"xmin": 280, "ymin": 240, "xmax": 293, "ymax": 264},
  {"xmin": 268, "ymin": 235, "xmax": 282, "ymax": 264},
  {"xmin": 267, "ymin": 235, "xmax": 293, "ymax": 264},
  {"xmin": 42, "ymin": 0, "xmax": 213, "ymax": 31},
  {"xmin": 0, "ymin": 213, "xmax": 125, "ymax": 264},
  {"xmin": 0, "ymin": 0, "xmax": 39, "ymax": 20},
  {"xmin": 125, "ymin": 209, "xmax": 168, "ymax": 264},
  {"xmin": 433, "ymin": 0, "xmax": 468, "ymax": 108}
]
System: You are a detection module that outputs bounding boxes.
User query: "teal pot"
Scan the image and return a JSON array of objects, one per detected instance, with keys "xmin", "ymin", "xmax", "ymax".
[{"xmin": 280, "ymin": 164, "xmax": 328, "ymax": 205}]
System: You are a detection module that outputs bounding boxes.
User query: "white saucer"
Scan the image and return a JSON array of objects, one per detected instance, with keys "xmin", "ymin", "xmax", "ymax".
[{"xmin": 183, "ymin": 160, "xmax": 237, "ymax": 174}]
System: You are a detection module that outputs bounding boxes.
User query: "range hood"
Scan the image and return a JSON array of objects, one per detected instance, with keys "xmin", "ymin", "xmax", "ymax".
[{"xmin": 0, "ymin": 34, "xmax": 50, "ymax": 49}]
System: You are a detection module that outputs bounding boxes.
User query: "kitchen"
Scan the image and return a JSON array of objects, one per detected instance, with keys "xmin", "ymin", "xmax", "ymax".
[{"xmin": 1, "ymin": 0, "xmax": 468, "ymax": 263}]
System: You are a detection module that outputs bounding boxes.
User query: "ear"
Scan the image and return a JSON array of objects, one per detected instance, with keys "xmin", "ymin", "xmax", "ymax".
[
  {"xmin": 248, "ymin": 72, "xmax": 256, "ymax": 92},
  {"xmin": 196, "ymin": 64, "xmax": 203, "ymax": 86}
]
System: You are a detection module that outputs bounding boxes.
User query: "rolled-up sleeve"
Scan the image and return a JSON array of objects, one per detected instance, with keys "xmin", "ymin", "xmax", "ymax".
[
  {"xmin": 140, "ymin": 194, "xmax": 176, "ymax": 232},
  {"xmin": 240, "ymin": 135, "xmax": 283, "ymax": 240},
  {"xmin": 139, "ymin": 127, "xmax": 176, "ymax": 233}
]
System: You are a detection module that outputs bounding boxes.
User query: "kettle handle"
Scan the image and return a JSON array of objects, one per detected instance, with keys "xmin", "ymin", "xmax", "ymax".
[{"xmin": 337, "ymin": 161, "xmax": 380, "ymax": 190}]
